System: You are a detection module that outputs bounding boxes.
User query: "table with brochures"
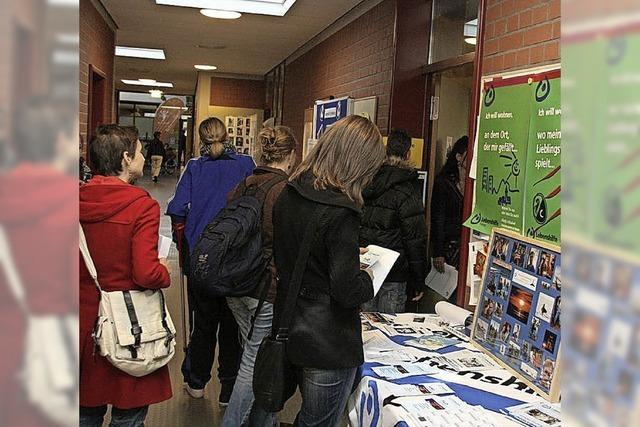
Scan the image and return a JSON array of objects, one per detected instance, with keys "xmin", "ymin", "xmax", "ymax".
[{"xmin": 347, "ymin": 313, "xmax": 560, "ymax": 427}]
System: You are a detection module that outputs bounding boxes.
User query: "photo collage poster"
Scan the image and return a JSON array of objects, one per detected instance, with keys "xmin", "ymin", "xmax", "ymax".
[
  {"xmin": 226, "ymin": 116, "xmax": 254, "ymax": 155},
  {"xmin": 472, "ymin": 229, "xmax": 561, "ymax": 401},
  {"xmin": 561, "ymin": 238, "xmax": 640, "ymax": 424}
]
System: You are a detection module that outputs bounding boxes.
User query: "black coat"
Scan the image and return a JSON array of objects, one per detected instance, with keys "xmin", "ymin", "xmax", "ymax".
[
  {"xmin": 360, "ymin": 163, "xmax": 428, "ymax": 293},
  {"xmin": 147, "ymin": 138, "xmax": 166, "ymax": 158},
  {"xmin": 273, "ymin": 172, "xmax": 374, "ymax": 369},
  {"xmin": 430, "ymin": 172, "xmax": 464, "ymax": 261}
]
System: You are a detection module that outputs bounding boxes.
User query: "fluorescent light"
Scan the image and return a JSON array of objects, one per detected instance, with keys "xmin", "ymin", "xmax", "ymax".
[
  {"xmin": 121, "ymin": 79, "xmax": 174, "ymax": 88},
  {"xmin": 56, "ymin": 33, "xmax": 79, "ymax": 45},
  {"xmin": 116, "ymin": 46, "xmax": 166, "ymax": 60},
  {"xmin": 464, "ymin": 19, "xmax": 478, "ymax": 37},
  {"xmin": 138, "ymin": 79, "xmax": 157, "ymax": 84},
  {"xmin": 200, "ymin": 9, "xmax": 241, "ymax": 19},
  {"xmin": 156, "ymin": 0, "xmax": 297, "ymax": 17},
  {"xmin": 465, "ymin": 37, "xmax": 477, "ymax": 45},
  {"xmin": 47, "ymin": 0, "xmax": 78, "ymax": 6},
  {"xmin": 144, "ymin": 113, "xmax": 157, "ymax": 118},
  {"xmin": 159, "ymin": 106, "xmax": 189, "ymax": 110},
  {"xmin": 194, "ymin": 64, "xmax": 218, "ymax": 70},
  {"xmin": 149, "ymin": 89, "xmax": 164, "ymax": 98}
]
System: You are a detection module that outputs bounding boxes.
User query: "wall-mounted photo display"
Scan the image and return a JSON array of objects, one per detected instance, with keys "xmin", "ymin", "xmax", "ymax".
[
  {"xmin": 228, "ymin": 127, "xmax": 235, "ymax": 136},
  {"xmin": 235, "ymin": 137, "xmax": 244, "ymax": 147},
  {"xmin": 471, "ymin": 228, "xmax": 561, "ymax": 402},
  {"xmin": 227, "ymin": 117, "xmax": 235, "ymax": 127},
  {"xmin": 236, "ymin": 117, "xmax": 244, "ymax": 127}
]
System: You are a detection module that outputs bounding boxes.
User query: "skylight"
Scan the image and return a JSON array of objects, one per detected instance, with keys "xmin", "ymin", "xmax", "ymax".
[{"xmin": 155, "ymin": 0, "xmax": 297, "ymax": 17}]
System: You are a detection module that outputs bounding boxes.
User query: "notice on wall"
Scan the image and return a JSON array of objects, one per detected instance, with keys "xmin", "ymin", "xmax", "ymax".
[
  {"xmin": 523, "ymin": 76, "xmax": 561, "ymax": 244},
  {"xmin": 464, "ymin": 79, "xmax": 532, "ymax": 234},
  {"xmin": 465, "ymin": 69, "xmax": 561, "ymax": 244}
]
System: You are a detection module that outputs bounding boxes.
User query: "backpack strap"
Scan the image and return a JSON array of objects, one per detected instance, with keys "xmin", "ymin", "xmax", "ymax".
[{"xmin": 274, "ymin": 205, "xmax": 329, "ymax": 341}]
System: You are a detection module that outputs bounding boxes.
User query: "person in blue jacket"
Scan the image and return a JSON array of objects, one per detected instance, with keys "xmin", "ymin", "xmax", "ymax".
[{"xmin": 167, "ymin": 116, "xmax": 255, "ymax": 405}]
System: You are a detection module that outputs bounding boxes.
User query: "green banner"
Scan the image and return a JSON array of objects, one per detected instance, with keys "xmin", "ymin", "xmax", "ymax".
[
  {"xmin": 523, "ymin": 76, "xmax": 561, "ymax": 244},
  {"xmin": 465, "ymin": 72, "xmax": 562, "ymax": 244},
  {"xmin": 464, "ymin": 81, "xmax": 532, "ymax": 235}
]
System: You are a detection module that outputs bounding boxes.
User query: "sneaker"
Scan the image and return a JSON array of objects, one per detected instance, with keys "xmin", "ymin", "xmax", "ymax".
[
  {"xmin": 218, "ymin": 384, "xmax": 234, "ymax": 407},
  {"xmin": 153, "ymin": 176, "xmax": 158, "ymax": 183},
  {"xmin": 185, "ymin": 384, "xmax": 204, "ymax": 399}
]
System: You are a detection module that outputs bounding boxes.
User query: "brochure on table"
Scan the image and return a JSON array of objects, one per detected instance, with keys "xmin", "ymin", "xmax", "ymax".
[{"xmin": 470, "ymin": 228, "xmax": 561, "ymax": 402}]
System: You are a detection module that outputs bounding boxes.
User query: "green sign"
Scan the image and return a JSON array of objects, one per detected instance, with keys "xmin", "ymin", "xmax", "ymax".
[
  {"xmin": 523, "ymin": 77, "xmax": 561, "ymax": 244},
  {"xmin": 465, "ymin": 72, "xmax": 562, "ymax": 244},
  {"xmin": 465, "ymin": 81, "xmax": 532, "ymax": 235}
]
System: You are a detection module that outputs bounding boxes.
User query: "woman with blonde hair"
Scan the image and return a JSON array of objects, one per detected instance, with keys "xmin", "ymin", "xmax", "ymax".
[
  {"xmin": 223, "ymin": 126, "xmax": 297, "ymax": 427},
  {"xmin": 166, "ymin": 117, "xmax": 254, "ymax": 404},
  {"xmin": 266, "ymin": 115, "xmax": 385, "ymax": 426}
]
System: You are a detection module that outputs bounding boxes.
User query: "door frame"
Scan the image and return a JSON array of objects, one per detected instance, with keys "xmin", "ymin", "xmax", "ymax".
[{"xmin": 87, "ymin": 64, "xmax": 107, "ymax": 141}]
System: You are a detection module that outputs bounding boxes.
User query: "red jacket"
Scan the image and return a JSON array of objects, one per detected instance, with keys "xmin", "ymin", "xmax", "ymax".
[
  {"xmin": 80, "ymin": 176, "xmax": 172, "ymax": 409},
  {"xmin": 0, "ymin": 164, "xmax": 78, "ymax": 425}
]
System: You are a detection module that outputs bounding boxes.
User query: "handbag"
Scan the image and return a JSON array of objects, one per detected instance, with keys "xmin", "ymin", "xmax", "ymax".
[
  {"xmin": 80, "ymin": 225, "xmax": 176, "ymax": 377},
  {"xmin": 0, "ymin": 226, "xmax": 79, "ymax": 427},
  {"xmin": 253, "ymin": 207, "xmax": 327, "ymax": 412}
]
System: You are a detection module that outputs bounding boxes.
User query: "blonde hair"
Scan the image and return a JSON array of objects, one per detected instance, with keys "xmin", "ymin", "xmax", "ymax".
[
  {"xmin": 199, "ymin": 117, "xmax": 227, "ymax": 159},
  {"xmin": 290, "ymin": 115, "xmax": 385, "ymax": 207},
  {"xmin": 258, "ymin": 126, "xmax": 297, "ymax": 165}
]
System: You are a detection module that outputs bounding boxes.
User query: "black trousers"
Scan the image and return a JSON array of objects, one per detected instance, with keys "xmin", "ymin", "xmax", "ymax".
[{"xmin": 180, "ymin": 249, "xmax": 241, "ymax": 390}]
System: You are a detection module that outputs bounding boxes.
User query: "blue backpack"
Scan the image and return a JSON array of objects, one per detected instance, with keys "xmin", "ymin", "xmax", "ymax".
[{"xmin": 190, "ymin": 175, "xmax": 284, "ymax": 297}]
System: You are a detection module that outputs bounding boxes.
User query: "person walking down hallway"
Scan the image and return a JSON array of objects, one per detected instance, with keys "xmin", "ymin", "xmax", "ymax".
[
  {"xmin": 166, "ymin": 117, "xmax": 254, "ymax": 405},
  {"xmin": 428, "ymin": 136, "xmax": 469, "ymax": 305},
  {"xmin": 147, "ymin": 131, "xmax": 166, "ymax": 183},
  {"xmin": 80, "ymin": 125, "xmax": 172, "ymax": 427},
  {"xmin": 360, "ymin": 129, "xmax": 428, "ymax": 314},
  {"xmin": 269, "ymin": 116, "xmax": 385, "ymax": 426},
  {"xmin": 223, "ymin": 126, "xmax": 297, "ymax": 427}
]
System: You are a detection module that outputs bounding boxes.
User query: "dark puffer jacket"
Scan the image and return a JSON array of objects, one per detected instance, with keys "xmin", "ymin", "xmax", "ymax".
[{"xmin": 359, "ymin": 160, "xmax": 428, "ymax": 294}]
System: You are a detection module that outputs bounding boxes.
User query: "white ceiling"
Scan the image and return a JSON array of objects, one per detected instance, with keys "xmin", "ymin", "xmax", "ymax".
[{"xmin": 102, "ymin": 0, "xmax": 365, "ymax": 95}]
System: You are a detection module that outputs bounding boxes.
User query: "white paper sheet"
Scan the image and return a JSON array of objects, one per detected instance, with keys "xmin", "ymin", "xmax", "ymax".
[
  {"xmin": 425, "ymin": 261, "xmax": 458, "ymax": 299},
  {"xmin": 158, "ymin": 235, "xmax": 172, "ymax": 259},
  {"xmin": 365, "ymin": 245, "xmax": 400, "ymax": 296},
  {"xmin": 371, "ymin": 363, "xmax": 440, "ymax": 380},
  {"xmin": 383, "ymin": 382, "xmax": 455, "ymax": 397}
]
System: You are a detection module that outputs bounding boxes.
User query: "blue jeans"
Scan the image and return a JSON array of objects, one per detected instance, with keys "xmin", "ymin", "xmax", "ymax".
[
  {"xmin": 80, "ymin": 405, "xmax": 148, "ymax": 427},
  {"xmin": 294, "ymin": 366, "xmax": 358, "ymax": 427},
  {"xmin": 223, "ymin": 297, "xmax": 278, "ymax": 427},
  {"xmin": 361, "ymin": 282, "xmax": 407, "ymax": 314}
]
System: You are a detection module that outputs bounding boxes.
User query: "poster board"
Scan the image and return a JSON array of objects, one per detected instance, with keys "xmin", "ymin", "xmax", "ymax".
[
  {"xmin": 470, "ymin": 228, "xmax": 561, "ymax": 402},
  {"xmin": 313, "ymin": 96, "xmax": 354, "ymax": 139},
  {"xmin": 226, "ymin": 115, "xmax": 255, "ymax": 156},
  {"xmin": 354, "ymin": 96, "xmax": 377, "ymax": 122},
  {"xmin": 464, "ymin": 69, "xmax": 561, "ymax": 245}
]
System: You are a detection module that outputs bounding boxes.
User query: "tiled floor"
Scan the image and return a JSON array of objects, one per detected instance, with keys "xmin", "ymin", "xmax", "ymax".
[{"xmin": 136, "ymin": 171, "xmax": 304, "ymax": 426}]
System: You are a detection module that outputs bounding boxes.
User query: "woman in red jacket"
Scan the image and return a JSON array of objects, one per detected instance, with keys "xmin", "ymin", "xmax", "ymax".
[{"xmin": 80, "ymin": 125, "xmax": 172, "ymax": 427}]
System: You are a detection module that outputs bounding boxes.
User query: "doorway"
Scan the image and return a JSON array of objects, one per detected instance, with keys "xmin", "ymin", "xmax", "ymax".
[
  {"xmin": 88, "ymin": 65, "xmax": 107, "ymax": 141},
  {"xmin": 421, "ymin": 61, "xmax": 474, "ymax": 312}
]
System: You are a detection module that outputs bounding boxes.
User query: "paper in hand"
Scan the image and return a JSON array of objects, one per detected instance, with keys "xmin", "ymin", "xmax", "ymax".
[
  {"xmin": 364, "ymin": 245, "xmax": 400, "ymax": 297},
  {"xmin": 158, "ymin": 235, "xmax": 172, "ymax": 259}
]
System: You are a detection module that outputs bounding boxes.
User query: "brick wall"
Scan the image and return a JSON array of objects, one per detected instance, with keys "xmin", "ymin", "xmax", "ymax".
[
  {"xmin": 483, "ymin": 0, "xmax": 560, "ymax": 74},
  {"xmin": 79, "ymin": 0, "xmax": 115, "ymax": 149},
  {"xmin": 210, "ymin": 76, "xmax": 266, "ymax": 109},
  {"xmin": 282, "ymin": 0, "xmax": 396, "ymax": 145}
]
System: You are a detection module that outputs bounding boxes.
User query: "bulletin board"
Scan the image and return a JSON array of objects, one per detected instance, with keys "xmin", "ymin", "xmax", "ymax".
[{"xmin": 471, "ymin": 228, "xmax": 561, "ymax": 402}]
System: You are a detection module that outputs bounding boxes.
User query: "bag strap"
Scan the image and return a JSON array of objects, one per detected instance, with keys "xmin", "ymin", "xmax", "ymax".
[
  {"xmin": 246, "ymin": 267, "xmax": 271, "ymax": 342},
  {"xmin": 0, "ymin": 225, "xmax": 29, "ymax": 314},
  {"xmin": 274, "ymin": 205, "xmax": 328, "ymax": 341},
  {"xmin": 79, "ymin": 224, "xmax": 102, "ymax": 293},
  {"xmin": 122, "ymin": 290, "xmax": 142, "ymax": 358}
]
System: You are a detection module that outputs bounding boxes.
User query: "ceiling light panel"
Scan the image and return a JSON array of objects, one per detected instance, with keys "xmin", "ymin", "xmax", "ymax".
[
  {"xmin": 115, "ymin": 46, "xmax": 166, "ymax": 60},
  {"xmin": 194, "ymin": 65, "xmax": 218, "ymax": 70},
  {"xmin": 200, "ymin": 9, "xmax": 241, "ymax": 19},
  {"xmin": 121, "ymin": 79, "xmax": 174, "ymax": 87},
  {"xmin": 156, "ymin": 0, "xmax": 297, "ymax": 17}
]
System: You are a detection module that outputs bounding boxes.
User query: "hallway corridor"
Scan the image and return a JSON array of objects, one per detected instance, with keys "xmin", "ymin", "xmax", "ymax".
[{"xmin": 136, "ymin": 171, "xmax": 301, "ymax": 426}]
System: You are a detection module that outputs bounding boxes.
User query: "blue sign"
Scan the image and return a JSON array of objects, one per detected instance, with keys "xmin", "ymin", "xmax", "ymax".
[{"xmin": 313, "ymin": 97, "xmax": 353, "ymax": 139}]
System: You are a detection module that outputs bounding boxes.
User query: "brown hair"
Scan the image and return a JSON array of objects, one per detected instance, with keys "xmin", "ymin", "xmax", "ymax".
[
  {"xmin": 258, "ymin": 126, "xmax": 297, "ymax": 165},
  {"xmin": 89, "ymin": 124, "xmax": 137, "ymax": 176},
  {"xmin": 290, "ymin": 115, "xmax": 385, "ymax": 207},
  {"xmin": 199, "ymin": 117, "xmax": 227, "ymax": 159}
]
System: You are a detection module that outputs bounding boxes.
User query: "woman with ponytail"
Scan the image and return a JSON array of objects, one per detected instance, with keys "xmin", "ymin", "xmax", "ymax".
[
  {"xmin": 223, "ymin": 126, "xmax": 297, "ymax": 427},
  {"xmin": 166, "ymin": 117, "xmax": 254, "ymax": 404}
]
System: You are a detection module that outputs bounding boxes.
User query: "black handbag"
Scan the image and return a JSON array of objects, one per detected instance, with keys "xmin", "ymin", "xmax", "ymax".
[{"xmin": 252, "ymin": 207, "xmax": 326, "ymax": 412}]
